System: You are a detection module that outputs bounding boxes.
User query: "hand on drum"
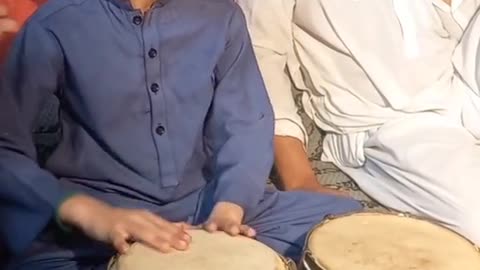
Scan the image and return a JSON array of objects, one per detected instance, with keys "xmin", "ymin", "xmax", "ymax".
[
  {"xmin": 0, "ymin": 5, "xmax": 18, "ymax": 39},
  {"xmin": 203, "ymin": 202, "xmax": 256, "ymax": 238},
  {"xmin": 58, "ymin": 195, "xmax": 192, "ymax": 254}
]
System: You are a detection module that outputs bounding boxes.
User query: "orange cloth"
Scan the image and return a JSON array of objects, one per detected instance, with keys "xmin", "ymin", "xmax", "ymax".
[{"xmin": 0, "ymin": 0, "xmax": 45, "ymax": 63}]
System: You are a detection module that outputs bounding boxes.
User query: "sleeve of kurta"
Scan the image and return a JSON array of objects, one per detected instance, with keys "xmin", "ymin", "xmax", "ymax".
[
  {"xmin": 452, "ymin": 0, "xmax": 480, "ymax": 96},
  {"xmin": 237, "ymin": 0, "xmax": 308, "ymax": 145},
  {"xmin": 204, "ymin": 5, "xmax": 274, "ymax": 211},
  {"xmin": 0, "ymin": 20, "xmax": 73, "ymax": 254}
]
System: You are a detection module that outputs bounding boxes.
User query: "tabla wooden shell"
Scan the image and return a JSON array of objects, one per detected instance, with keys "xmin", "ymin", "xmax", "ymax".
[
  {"xmin": 109, "ymin": 230, "xmax": 296, "ymax": 270},
  {"xmin": 301, "ymin": 212, "xmax": 480, "ymax": 270}
]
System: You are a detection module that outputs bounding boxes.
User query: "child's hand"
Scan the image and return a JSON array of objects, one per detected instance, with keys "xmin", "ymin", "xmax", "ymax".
[
  {"xmin": 58, "ymin": 195, "xmax": 192, "ymax": 254},
  {"xmin": 203, "ymin": 202, "xmax": 256, "ymax": 238},
  {"xmin": 0, "ymin": 5, "xmax": 19, "ymax": 39}
]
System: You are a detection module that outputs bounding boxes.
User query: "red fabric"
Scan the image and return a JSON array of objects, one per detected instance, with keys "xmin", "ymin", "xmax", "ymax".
[{"xmin": 0, "ymin": 0, "xmax": 45, "ymax": 63}]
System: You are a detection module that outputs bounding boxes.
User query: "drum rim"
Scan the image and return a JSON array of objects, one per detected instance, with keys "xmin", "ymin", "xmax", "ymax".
[
  {"xmin": 302, "ymin": 210, "xmax": 480, "ymax": 269},
  {"xmin": 108, "ymin": 232, "xmax": 297, "ymax": 270},
  {"xmin": 278, "ymin": 255, "xmax": 297, "ymax": 270}
]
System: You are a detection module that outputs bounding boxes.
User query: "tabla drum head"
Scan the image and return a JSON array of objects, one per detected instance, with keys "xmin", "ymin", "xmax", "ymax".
[
  {"xmin": 110, "ymin": 229, "xmax": 291, "ymax": 270},
  {"xmin": 304, "ymin": 212, "xmax": 480, "ymax": 270}
]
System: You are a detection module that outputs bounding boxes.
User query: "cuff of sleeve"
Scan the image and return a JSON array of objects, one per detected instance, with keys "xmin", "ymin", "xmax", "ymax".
[
  {"xmin": 275, "ymin": 118, "xmax": 308, "ymax": 146},
  {"xmin": 54, "ymin": 192, "xmax": 80, "ymax": 232}
]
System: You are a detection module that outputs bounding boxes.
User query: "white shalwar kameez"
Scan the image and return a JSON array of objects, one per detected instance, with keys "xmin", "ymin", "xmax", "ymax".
[{"xmin": 237, "ymin": 0, "xmax": 480, "ymax": 244}]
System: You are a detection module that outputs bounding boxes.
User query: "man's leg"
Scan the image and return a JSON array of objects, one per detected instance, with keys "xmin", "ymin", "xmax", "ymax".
[
  {"xmin": 337, "ymin": 113, "xmax": 480, "ymax": 245},
  {"xmin": 243, "ymin": 190, "xmax": 361, "ymax": 261},
  {"xmin": 6, "ymin": 230, "xmax": 113, "ymax": 270},
  {"xmin": 8, "ymin": 251, "xmax": 110, "ymax": 270}
]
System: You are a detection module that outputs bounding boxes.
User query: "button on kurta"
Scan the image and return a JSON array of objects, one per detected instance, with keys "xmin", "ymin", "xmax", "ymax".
[
  {"xmin": 133, "ymin": 16, "xmax": 143, "ymax": 25},
  {"xmin": 150, "ymin": 83, "xmax": 159, "ymax": 93},
  {"xmin": 148, "ymin": 49, "xmax": 157, "ymax": 58},
  {"xmin": 156, "ymin": 125, "xmax": 166, "ymax": 136}
]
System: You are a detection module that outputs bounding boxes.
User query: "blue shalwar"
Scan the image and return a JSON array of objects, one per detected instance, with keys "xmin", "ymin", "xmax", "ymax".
[{"xmin": 0, "ymin": 0, "xmax": 361, "ymax": 268}]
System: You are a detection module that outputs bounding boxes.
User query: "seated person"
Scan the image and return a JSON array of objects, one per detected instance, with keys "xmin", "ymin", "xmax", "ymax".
[
  {"xmin": 0, "ymin": 0, "xmax": 361, "ymax": 268},
  {"xmin": 237, "ymin": 0, "xmax": 480, "ymax": 245}
]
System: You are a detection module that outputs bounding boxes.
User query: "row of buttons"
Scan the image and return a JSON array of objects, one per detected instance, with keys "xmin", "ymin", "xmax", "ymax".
[
  {"xmin": 149, "ymin": 46, "xmax": 158, "ymax": 94},
  {"xmin": 132, "ymin": 15, "xmax": 165, "ymax": 136},
  {"xmin": 132, "ymin": 17, "xmax": 160, "ymax": 94}
]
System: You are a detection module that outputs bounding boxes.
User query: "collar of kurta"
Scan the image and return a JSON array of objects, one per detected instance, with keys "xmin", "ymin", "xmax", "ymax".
[{"xmin": 108, "ymin": 0, "xmax": 169, "ymax": 11}]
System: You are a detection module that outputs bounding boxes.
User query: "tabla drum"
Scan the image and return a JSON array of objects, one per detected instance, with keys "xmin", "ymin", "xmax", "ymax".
[
  {"xmin": 302, "ymin": 212, "xmax": 480, "ymax": 270},
  {"xmin": 109, "ymin": 229, "xmax": 296, "ymax": 270}
]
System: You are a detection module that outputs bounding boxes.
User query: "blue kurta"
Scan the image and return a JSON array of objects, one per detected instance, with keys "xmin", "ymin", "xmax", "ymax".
[
  {"xmin": 0, "ymin": 0, "xmax": 273, "ymax": 253},
  {"xmin": 0, "ymin": 0, "xmax": 361, "ymax": 268}
]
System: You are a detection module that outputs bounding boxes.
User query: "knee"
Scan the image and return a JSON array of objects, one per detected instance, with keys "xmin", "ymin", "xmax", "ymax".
[
  {"xmin": 339, "ymin": 195, "xmax": 363, "ymax": 211},
  {"xmin": 324, "ymin": 195, "xmax": 363, "ymax": 216}
]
